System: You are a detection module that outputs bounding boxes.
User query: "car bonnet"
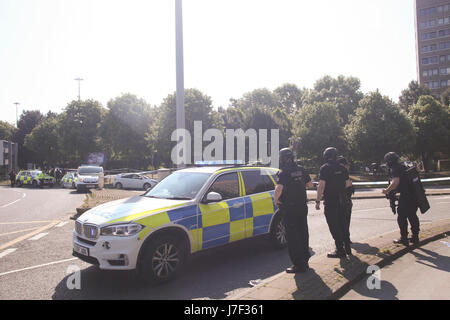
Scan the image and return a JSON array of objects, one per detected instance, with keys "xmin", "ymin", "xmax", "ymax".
[{"xmin": 77, "ymin": 196, "xmax": 191, "ymax": 226}]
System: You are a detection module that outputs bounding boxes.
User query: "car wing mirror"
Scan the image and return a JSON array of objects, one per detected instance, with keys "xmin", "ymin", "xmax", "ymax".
[{"xmin": 205, "ymin": 192, "xmax": 222, "ymax": 203}]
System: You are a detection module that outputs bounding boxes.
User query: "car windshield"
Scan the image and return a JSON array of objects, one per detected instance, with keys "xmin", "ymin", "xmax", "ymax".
[
  {"xmin": 78, "ymin": 167, "xmax": 103, "ymax": 175},
  {"xmin": 144, "ymin": 171, "xmax": 211, "ymax": 200}
]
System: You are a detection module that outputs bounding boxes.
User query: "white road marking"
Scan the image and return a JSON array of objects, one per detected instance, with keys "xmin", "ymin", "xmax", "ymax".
[
  {"xmin": 0, "ymin": 248, "xmax": 17, "ymax": 258},
  {"xmin": 0, "ymin": 258, "xmax": 78, "ymax": 277},
  {"xmin": 55, "ymin": 221, "xmax": 70, "ymax": 228},
  {"xmin": 28, "ymin": 232, "xmax": 49, "ymax": 241},
  {"xmin": 0, "ymin": 191, "xmax": 26, "ymax": 208}
]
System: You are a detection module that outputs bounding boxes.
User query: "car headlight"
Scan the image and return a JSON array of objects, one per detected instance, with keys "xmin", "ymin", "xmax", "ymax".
[{"xmin": 100, "ymin": 223, "xmax": 143, "ymax": 237}]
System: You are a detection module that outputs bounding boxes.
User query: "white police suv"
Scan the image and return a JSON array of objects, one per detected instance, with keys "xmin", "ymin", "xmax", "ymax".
[{"xmin": 73, "ymin": 164, "xmax": 286, "ymax": 284}]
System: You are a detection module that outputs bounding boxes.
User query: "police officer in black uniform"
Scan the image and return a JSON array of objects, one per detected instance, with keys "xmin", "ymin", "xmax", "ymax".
[
  {"xmin": 274, "ymin": 148, "xmax": 313, "ymax": 273},
  {"xmin": 382, "ymin": 152, "xmax": 420, "ymax": 246},
  {"xmin": 338, "ymin": 156, "xmax": 354, "ymax": 245},
  {"xmin": 315, "ymin": 147, "xmax": 353, "ymax": 258}
]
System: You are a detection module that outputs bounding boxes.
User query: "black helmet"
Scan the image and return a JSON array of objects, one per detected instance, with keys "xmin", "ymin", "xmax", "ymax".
[
  {"xmin": 384, "ymin": 152, "xmax": 400, "ymax": 167},
  {"xmin": 279, "ymin": 148, "xmax": 294, "ymax": 165},
  {"xmin": 323, "ymin": 147, "xmax": 337, "ymax": 162},
  {"xmin": 337, "ymin": 156, "xmax": 348, "ymax": 166}
]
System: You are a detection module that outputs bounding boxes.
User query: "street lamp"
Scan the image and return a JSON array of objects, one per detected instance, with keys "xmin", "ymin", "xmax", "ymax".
[
  {"xmin": 74, "ymin": 77, "xmax": 84, "ymax": 101},
  {"xmin": 175, "ymin": 0, "xmax": 186, "ymax": 167},
  {"xmin": 13, "ymin": 102, "xmax": 19, "ymax": 127}
]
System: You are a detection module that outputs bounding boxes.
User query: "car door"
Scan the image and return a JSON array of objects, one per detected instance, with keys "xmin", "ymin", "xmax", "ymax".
[
  {"xmin": 198, "ymin": 172, "xmax": 245, "ymax": 249},
  {"xmin": 240, "ymin": 169, "xmax": 277, "ymax": 237}
]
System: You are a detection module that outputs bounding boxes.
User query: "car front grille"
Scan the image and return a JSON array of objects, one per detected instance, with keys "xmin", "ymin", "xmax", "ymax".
[{"xmin": 75, "ymin": 221, "xmax": 99, "ymax": 239}]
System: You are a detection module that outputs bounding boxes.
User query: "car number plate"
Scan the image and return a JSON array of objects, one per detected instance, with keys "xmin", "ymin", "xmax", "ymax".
[
  {"xmin": 86, "ymin": 184, "xmax": 95, "ymax": 188},
  {"xmin": 74, "ymin": 243, "xmax": 89, "ymax": 256}
]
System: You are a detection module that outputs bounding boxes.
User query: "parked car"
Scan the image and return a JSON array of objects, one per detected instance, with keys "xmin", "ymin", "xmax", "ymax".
[
  {"xmin": 61, "ymin": 172, "xmax": 78, "ymax": 189},
  {"xmin": 15, "ymin": 170, "xmax": 55, "ymax": 188},
  {"xmin": 113, "ymin": 173, "xmax": 158, "ymax": 190},
  {"xmin": 73, "ymin": 165, "xmax": 285, "ymax": 284}
]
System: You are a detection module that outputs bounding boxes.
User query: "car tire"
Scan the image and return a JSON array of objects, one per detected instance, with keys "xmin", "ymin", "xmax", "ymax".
[
  {"xmin": 270, "ymin": 212, "xmax": 288, "ymax": 249},
  {"xmin": 138, "ymin": 235, "xmax": 188, "ymax": 285},
  {"xmin": 115, "ymin": 182, "xmax": 123, "ymax": 189},
  {"xmin": 143, "ymin": 183, "xmax": 151, "ymax": 190}
]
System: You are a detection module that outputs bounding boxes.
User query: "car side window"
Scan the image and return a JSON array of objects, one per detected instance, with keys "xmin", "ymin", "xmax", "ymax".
[
  {"xmin": 207, "ymin": 172, "xmax": 240, "ymax": 200},
  {"xmin": 241, "ymin": 170, "xmax": 275, "ymax": 195}
]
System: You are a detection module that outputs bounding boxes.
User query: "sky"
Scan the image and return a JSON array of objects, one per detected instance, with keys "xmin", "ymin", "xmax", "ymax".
[{"xmin": 0, "ymin": 0, "xmax": 417, "ymax": 125}]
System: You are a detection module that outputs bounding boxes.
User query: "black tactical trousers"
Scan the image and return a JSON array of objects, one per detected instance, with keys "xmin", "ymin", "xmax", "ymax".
[
  {"xmin": 284, "ymin": 204, "xmax": 310, "ymax": 267},
  {"xmin": 397, "ymin": 198, "xmax": 420, "ymax": 238},
  {"xmin": 344, "ymin": 199, "xmax": 352, "ymax": 243},
  {"xmin": 324, "ymin": 199, "xmax": 349, "ymax": 251}
]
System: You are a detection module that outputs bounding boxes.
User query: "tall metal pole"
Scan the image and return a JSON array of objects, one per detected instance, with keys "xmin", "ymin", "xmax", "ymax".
[
  {"xmin": 175, "ymin": 0, "xmax": 186, "ymax": 167},
  {"xmin": 75, "ymin": 77, "xmax": 83, "ymax": 101},
  {"xmin": 13, "ymin": 102, "xmax": 19, "ymax": 128}
]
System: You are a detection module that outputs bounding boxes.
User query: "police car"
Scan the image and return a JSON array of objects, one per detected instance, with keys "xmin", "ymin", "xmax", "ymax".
[
  {"xmin": 73, "ymin": 163, "xmax": 286, "ymax": 284},
  {"xmin": 61, "ymin": 172, "xmax": 78, "ymax": 189},
  {"xmin": 15, "ymin": 170, "xmax": 55, "ymax": 188},
  {"xmin": 75, "ymin": 165, "xmax": 103, "ymax": 192}
]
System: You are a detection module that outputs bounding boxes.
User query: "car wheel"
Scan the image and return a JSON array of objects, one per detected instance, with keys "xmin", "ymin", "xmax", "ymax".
[
  {"xmin": 115, "ymin": 182, "xmax": 123, "ymax": 189},
  {"xmin": 17, "ymin": 181, "xmax": 22, "ymax": 187},
  {"xmin": 270, "ymin": 212, "xmax": 288, "ymax": 249},
  {"xmin": 143, "ymin": 183, "xmax": 151, "ymax": 190},
  {"xmin": 139, "ymin": 235, "xmax": 187, "ymax": 284}
]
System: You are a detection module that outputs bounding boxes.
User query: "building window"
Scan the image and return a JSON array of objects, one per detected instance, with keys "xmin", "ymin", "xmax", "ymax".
[
  {"xmin": 439, "ymin": 41, "xmax": 450, "ymax": 49},
  {"xmin": 423, "ymin": 68, "xmax": 439, "ymax": 77},
  {"xmin": 422, "ymin": 44, "xmax": 438, "ymax": 53},
  {"xmin": 441, "ymin": 79, "xmax": 450, "ymax": 87},
  {"xmin": 438, "ymin": 29, "xmax": 450, "ymax": 37},
  {"xmin": 440, "ymin": 54, "xmax": 450, "ymax": 62},
  {"xmin": 440, "ymin": 67, "xmax": 450, "ymax": 75},
  {"xmin": 426, "ymin": 81, "xmax": 440, "ymax": 89},
  {"xmin": 420, "ymin": 7, "xmax": 437, "ymax": 16},
  {"xmin": 422, "ymin": 56, "xmax": 438, "ymax": 65},
  {"xmin": 421, "ymin": 31, "xmax": 437, "ymax": 40}
]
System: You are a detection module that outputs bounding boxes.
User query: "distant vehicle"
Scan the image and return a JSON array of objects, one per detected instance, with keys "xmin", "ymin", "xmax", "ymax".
[
  {"xmin": 113, "ymin": 173, "xmax": 158, "ymax": 190},
  {"xmin": 76, "ymin": 165, "xmax": 103, "ymax": 192},
  {"xmin": 61, "ymin": 172, "xmax": 78, "ymax": 189},
  {"xmin": 15, "ymin": 170, "xmax": 55, "ymax": 188}
]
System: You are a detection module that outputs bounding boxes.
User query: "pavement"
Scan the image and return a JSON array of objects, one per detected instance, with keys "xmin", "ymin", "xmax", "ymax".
[
  {"xmin": 226, "ymin": 219, "xmax": 450, "ymax": 300},
  {"xmin": 341, "ymin": 237, "xmax": 450, "ymax": 300}
]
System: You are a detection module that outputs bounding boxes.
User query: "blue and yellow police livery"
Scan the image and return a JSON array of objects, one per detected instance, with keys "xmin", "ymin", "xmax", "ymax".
[
  {"xmin": 73, "ymin": 165, "xmax": 286, "ymax": 283},
  {"xmin": 16, "ymin": 170, "xmax": 55, "ymax": 188},
  {"xmin": 61, "ymin": 172, "xmax": 78, "ymax": 189}
]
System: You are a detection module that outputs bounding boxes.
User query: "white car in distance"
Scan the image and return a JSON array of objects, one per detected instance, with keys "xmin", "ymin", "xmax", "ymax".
[{"xmin": 114, "ymin": 173, "xmax": 158, "ymax": 190}]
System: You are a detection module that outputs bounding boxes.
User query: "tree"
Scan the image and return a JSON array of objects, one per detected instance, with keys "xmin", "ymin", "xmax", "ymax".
[
  {"xmin": 345, "ymin": 91, "xmax": 416, "ymax": 165},
  {"xmin": 12, "ymin": 110, "xmax": 45, "ymax": 167},
  {"xmin": 24, "ymin": 117, "xmax": 60, "ymax": 167},
  {"xmin": 150, "ymin": 89, "xmax": 221, "ymax": 167},
  {"xmin": 274, "ymin": 83, "xmax": 305, "ymax": 114},
  {"xmin": 398, "ymin": 80, "xmax": 432, "ymax": 112},
  {"xmin": 409, "ymin": 95, "xmax": 450, "ymax": 170},
  {"xmin": 58, "ymin": 100, "xmax": 105, "ymax": 167},
  {"xmin": 99, "ymin": 94, "xmax": 154, "ymax": 169},
  {"xmin": 0, "ymin": 120, "xmax": 17, "ymax": 141},
  {"xmin": 230, "ymin": 88, "xmax": 279, "ymax": 112},
  {"xmin": 304, "ymin": 75, "xmax": 364, "ymax": 123},
  {"xmin": 292, "ymin": 101, "xmax": 346, "ymax": 164},
  {"xmin": 440, "ymin": 87, "xmax": 450, "ymax": 107}
]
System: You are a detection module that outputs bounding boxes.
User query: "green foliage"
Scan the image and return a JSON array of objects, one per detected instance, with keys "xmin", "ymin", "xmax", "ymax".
[
  {"xmin": 345, "ymin": 91, "xmax": 416, "ymax": 164},
  {"xmin": 409, "ymin": 95, "xmax": 450, "ymax": 169},
  {"xmin": 304, "ymin": 75, "xmax": 364, "ymax": 123},
  {"xmin": 99, "ymin": 93, "xmax": 154, "ymax": 169},
  {"xmin": 398, "ymin": 80, "xmax": 432, "ymax": 112},
  {"xmin": 0, "ymin": 120, "xmax": 17, "ymax": 141},
  {"xmin": 24, "ymin": 117, "xmax": 60, "ymax": 167},
  {"xmin": 293, "ymin": 101, "xmax": 346, "ymax": 163},
  {"xmin": 58, "ymin": 100, "xmax": 105, "ymax": 166}
]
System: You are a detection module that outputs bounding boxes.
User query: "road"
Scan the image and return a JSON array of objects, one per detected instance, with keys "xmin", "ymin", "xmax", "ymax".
[
  {"xmin": 341, "ymin": 237, "xmax": 450, "ymax": 300},
  {"xmin": 0, "ymin": 185, "xmax": 449, "ymax": 299}
]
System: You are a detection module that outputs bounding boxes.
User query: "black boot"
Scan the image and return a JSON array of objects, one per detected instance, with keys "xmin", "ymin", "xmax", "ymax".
[
  {"xmin": 410, "ymin": 234, "xmax": 420, "ymax": 245},
  {"xmin": 286, "ymin": 263, "xmax": 309, "ymax": 274},
  {"xmin": 393, "ymin": 237, "xmax": 409, "ymax": 246},
  {"xmin": 327, "ymin": 248, "xmax": 346, "ymax": 258}
]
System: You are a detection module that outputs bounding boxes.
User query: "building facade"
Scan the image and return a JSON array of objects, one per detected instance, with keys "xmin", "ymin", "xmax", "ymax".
[
  {"xmin": 415, "ymin": 0, "xmax": 450, "ymax": 96},
  {"xmin": 0, "ymin": 140, "xmax": 19, "ymax": 177}
]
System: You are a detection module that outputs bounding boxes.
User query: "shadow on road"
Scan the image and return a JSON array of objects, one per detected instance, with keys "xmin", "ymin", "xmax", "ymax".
[{"xmin": 52, "ymin": 236, "xmax": 291, "ymax": 300}]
